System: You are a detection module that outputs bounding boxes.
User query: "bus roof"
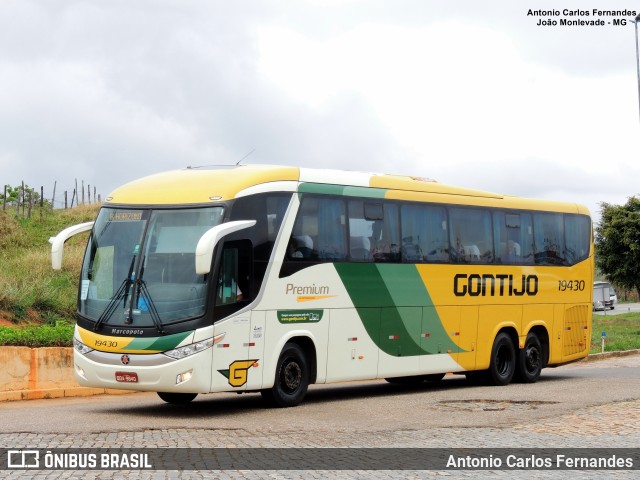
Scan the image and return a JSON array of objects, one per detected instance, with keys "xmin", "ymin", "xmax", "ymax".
[{"xmin": 104, "ymin": 164, "xmax": 590, "ymax": 215}]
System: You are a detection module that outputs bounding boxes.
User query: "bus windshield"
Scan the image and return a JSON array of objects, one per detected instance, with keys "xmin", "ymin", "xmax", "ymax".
[{"xmin": 79, "ymin": 206, "xmax": 224, "ymax": 328}]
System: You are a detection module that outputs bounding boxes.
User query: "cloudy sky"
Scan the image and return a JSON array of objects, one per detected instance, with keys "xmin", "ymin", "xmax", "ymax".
[{"xmin": 1, "ymin": 0, "xmax": 638, "ymax": 222}]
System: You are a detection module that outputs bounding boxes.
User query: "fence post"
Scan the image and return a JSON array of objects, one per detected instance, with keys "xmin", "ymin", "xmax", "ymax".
[
  {"xmin": 27, "ymin": 189, "xmax": 32, "ymax": 219},
  {"xmin": 51, "ymin": 181, "xmax": 57, "ymax": 208}
]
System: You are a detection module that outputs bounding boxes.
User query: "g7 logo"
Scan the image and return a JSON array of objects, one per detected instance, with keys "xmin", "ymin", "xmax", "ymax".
[{"xmin": 218, "ymin": 359, "xmax": 259, "ymax": 387}]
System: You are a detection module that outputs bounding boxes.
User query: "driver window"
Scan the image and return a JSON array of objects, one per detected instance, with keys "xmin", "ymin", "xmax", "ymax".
[
  {"xmin": 216, "ymin": 247, "xmax": 241, "ymax": 306},
  {"xmin": 215, "ymin": 240, "xmax": 252, "ymax": 310}
]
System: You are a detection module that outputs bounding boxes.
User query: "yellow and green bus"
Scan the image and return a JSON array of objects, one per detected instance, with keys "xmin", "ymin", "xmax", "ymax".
[{"xmin": 50, "ymin": 165, "xmax": 593, "ymax": 406}]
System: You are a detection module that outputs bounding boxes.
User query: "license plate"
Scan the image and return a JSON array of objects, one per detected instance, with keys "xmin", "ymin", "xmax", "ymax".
[{"xmin": 115, "ymin": 372, "xmax": 138, "ymax": 383}]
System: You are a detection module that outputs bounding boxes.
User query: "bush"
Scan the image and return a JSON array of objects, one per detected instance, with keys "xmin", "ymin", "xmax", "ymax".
[{"xmin": 0, "ymin": 322, "xmax": 74, "ymax": 347}]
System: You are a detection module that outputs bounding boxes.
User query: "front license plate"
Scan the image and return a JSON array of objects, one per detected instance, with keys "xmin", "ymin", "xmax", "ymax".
[{"xmin": 115, "ymin": 372, "xmax": 138, "ymax": 383}]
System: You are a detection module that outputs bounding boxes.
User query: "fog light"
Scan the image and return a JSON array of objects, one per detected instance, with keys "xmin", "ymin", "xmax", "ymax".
[
  {"xmin": 176, "ymin": 370, "xmax": 193, "ymax": 385},
  {"xmin": 76, "ymin": 365, "xmax": 86, "ymax": 379}
]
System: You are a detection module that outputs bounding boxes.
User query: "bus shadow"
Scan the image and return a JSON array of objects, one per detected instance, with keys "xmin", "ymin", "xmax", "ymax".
[{"xmin": 95, "ymin": 374, "xmax": 539, "ymax": 418}]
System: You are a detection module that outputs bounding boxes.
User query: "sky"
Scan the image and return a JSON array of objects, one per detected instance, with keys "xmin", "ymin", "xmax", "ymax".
[{"xmin": 1, "ymin": 0, "xmax": 638, "ymax": 223}]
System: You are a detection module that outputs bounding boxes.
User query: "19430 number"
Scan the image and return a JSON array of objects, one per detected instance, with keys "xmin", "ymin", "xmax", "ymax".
[{"xmin": 558, "ymin": 280, "xmax": 585, "ymax": 292}]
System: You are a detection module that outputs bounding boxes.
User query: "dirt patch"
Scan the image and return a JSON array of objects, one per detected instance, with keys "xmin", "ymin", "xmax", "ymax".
[
  {"xmin": 0, "ymin": 311, "xmax": 14, "ymax": 327},
  {"xmin": 438, "ymin": 399, "xmax": 559, "ymax": 412},
  {"xmin": 0, "ymin": 309, "xmax": 46, "ymax": 327}
]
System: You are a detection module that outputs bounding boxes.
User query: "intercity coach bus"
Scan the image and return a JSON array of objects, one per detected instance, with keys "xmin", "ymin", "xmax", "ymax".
[{"xmin": 50, "ymin": 165, "xmax": 593, "ymax": 406}]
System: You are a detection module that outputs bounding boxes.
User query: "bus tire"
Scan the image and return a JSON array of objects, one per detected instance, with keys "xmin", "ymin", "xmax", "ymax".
[
  {"xmin": 157, "ymin": 392, "xmax": 198, "ymax": 404},
  {"xmin": 261, "ymin": 343, "xmax": 309, "ymax": 408},
  {"xmin": 487, "ymin": 332, "xmax": 516, "ymax": 386},
  {"xmin": 516, "ymin": 332, "xmax": 543, "ymax": 383}
]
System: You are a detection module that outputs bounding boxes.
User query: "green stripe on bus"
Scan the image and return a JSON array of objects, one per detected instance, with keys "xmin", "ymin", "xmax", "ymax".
[
  {"xmin": 129, "ymin": 331, "xmax": 192, "ymax": 352},
  {"xmin": 299, "ymin": 183, "xmax": 387, "ymax": 198},
  {"xmin": 298, "ymin": 183, "xmax": 346, "ymax": 196},
  {"xmin": 334, "ymin": 263, "xmax": 462, "ymax": 356}
]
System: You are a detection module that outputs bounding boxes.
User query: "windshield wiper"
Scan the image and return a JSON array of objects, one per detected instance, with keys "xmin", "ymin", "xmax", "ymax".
[
  {"xmin": 94, "ymin": 277, "xmax": 128, "ymax": 331},
  {"xmin": 124, "ymin": 258, "xmax": 164, "ymax": 334},
  {"xmin": 137, "ymin": 279, "xmax": 164, "ymax": 334}
]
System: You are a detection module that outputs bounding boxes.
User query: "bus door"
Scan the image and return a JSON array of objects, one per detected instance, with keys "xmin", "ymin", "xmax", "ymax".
[{"xmin": 210, "ymin": 241, "xmax": 256, "ymax": 392}]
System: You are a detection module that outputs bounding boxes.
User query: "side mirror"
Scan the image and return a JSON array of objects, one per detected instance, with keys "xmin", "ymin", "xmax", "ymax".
[
  {"xmin": 195, "ymin": 220, "xmax": 256, "ymax": 275},
  {"xmin": 49, "ymin": 222, "xmax": 94, "ymax": 270}
]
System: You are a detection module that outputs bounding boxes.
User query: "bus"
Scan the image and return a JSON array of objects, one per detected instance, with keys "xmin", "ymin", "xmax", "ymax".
[{"xmin": 50, "ymin": 165, "xmax": 593, "ymax": 407}]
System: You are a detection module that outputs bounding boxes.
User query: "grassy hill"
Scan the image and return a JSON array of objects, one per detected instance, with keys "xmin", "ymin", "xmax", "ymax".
[{"xmin": 0, "ymin": 205, "xmax": 98, "ymax": 328}]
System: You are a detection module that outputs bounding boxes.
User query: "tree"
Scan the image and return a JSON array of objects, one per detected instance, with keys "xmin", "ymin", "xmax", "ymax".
[
  {"xmin": 1, "ymin": 184, "xmax": 51, "ymax": 209},
  {"xmin": 595, "ymin": 196, "xmax": 640, "ymax": 298}
]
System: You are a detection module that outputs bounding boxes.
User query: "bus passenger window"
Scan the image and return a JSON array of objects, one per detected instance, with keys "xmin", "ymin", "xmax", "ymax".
[
  {"xmin": 288, "ymin": 235, "xmax": 314, "ymax": 259},
  {"xmin": 533, "ymin": 213, "xmax": 565, "ymax": 265},
  {"xmin": 449, "ymin": 207, "xmax": 493, "ymax": 264},
  {"xmin": 317, "ymin": 199, "xmax": 346, "ymax": 260},
  {"xmin": 493, "ymin": 212, "xmax": 532, "ymax": 264},
  {"xmin": 400, "ymin": 204, "xmax": 448, "ymax": 263},
  {"xmin": 564, "ymin": 214, "xmax": 590, "ymax": 265}
]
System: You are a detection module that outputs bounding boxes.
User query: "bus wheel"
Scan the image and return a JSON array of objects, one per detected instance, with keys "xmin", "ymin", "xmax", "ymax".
[
  {"xmin": 516, "ymin": 333, "xmax": 543, "ymax": 383},
  {"xmin": 488, "ymin": 332, "xmax": 516, "ymax": 386},
  {"xmin": 261, "ymin": 343, "xmax": 309, "ymax": 408},
  {"xmin": 157, "ymin": 392, "xmax": 198, "ymax": 404}
]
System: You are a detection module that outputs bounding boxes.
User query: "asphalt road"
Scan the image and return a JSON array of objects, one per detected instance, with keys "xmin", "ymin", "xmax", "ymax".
[
  {"xmin": 593, "ymin": 302, "xmax": 640, "ymax": 315},
  {"xmin": 0, "ymin": 352, "xmax": 638, "ymax": 435},
  {"xmin": 1, "ymin": 353, "xmax": 639, "ymax": 478}
]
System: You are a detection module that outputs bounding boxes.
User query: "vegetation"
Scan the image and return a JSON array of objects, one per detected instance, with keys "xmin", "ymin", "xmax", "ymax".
[
  {"xmin": 1, "ymin": 183, "xmax": 52, "ymax": 209},
  {"xmin": 591, "ymin": 311, "xmax": 640, "ymax": 354},
  {"xmin": 0, "ymin": 322, "xmax": 75, "ymax": 347},
  {"xmin": 595, "ymin": 196, "xmax": 640, "ymax": 298},
  {"xmin": 0, "ymin": 204, "xmax": 98, "ymax": 334}
]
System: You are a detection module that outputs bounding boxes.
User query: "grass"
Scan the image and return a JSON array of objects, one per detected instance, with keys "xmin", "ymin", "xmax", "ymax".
[
  {"xmin": 591, "ymin": 311, "xmax": 640, "ymax": 354},
  {"xmin": 0, "ymin": 205, "xmax": 98, "ymax": 331}
]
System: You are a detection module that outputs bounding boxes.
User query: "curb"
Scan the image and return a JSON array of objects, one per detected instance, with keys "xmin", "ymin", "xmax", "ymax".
[
  {"xmin": 579, "ymin": 349, "xmax": 640, "ymax": 362},
  {"xmin": 0, "ymin": 387, "xmax": 134, "ymax": 402},
  {"xmin": 0, "ymin": 346, "xmax": 136, "ymax": 402},
  {"xmin": 2, "ymin": 350, "xmax": 637, "ymax": 403}
]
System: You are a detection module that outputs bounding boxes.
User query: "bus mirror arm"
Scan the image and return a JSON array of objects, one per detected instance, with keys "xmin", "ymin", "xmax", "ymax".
[
  {"xmin": 49, "ymin": 222, "xmax": 95, "ymax": 270},
  {"xmin": 195, "ymin": 220, "xmax": 256, "ymax": 275}
]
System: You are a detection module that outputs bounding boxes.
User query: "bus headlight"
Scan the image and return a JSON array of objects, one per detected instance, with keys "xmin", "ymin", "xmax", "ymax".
[
  {"xmin": 163, "ymin": 337, "xmax": 215, "ymax": 359},
  {"xmin": 74, "ymin": 338, "xmax": 94, "ymax": 355}
]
